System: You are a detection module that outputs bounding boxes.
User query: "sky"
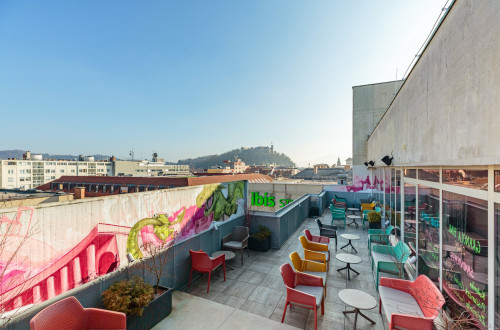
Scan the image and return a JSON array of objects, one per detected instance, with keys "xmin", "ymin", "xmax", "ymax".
[{"xmin": 0, "ymin": 1, "xmax": 448, "ymax": 167}]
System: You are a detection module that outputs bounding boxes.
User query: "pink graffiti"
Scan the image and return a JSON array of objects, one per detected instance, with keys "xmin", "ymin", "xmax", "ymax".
[{"xmin": 346, "ymin": 176, "xmax": 374, "ymax": 192}]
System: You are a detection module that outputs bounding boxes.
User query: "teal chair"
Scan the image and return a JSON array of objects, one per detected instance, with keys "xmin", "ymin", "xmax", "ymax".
[
  {"xmin": 330, "ymin": 204, "xmax": 346, "ymax": 228},
  {"xmin": 367, "ymin": 225, "xmax": 394, "ymax": 252},
  {"xmin": 371, "ymin": 241, "xmax": 411, "ymax": 289}
]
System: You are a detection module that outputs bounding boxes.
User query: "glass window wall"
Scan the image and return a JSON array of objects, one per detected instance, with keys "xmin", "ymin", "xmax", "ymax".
[
  {"xmin": 442, "ymin": 192, "xmax": 487, "ymax": 328},
  {"xmin": 443, "ymin": 169, "xmax": 488, "ymax": 191},
  {"xmin": 417, "ymin": 185, "xmax": 440, "ymax": 286},
  {"xmin": 418, "ymin": 168, "xmax": 440, "ymax": 182}
]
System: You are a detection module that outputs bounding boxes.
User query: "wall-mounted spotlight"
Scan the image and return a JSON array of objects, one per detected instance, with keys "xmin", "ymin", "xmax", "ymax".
[
  {"xmin": 381, "ymin": 155, "xmax": 393, "ymax": 166},
  {"xmin": 364, "ymin": 162, "xmax": 369, "ymax": 167},
  {"xmin": 368, "ymin": 161, "xmax": 375, "ymax": 167},
  {"xmin": 126, "ymin": 253, "xmax": 135, "ymax": 263}
]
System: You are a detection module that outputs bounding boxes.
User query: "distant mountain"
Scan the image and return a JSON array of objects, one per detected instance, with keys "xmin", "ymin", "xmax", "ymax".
[
  {"xmin": 177, "ymin": 146, "xmax": 295, "ymax": 171},
  {"xmin": 0, "ymin": 149, "xmax": 112, "ymax": 161}
]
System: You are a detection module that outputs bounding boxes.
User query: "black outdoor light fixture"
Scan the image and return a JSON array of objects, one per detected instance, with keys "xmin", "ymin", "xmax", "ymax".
[
  {"xmin": 364, "ymin": 161, "xmax": 369, "ymax": 166},
  {"xmin": 381, "ymin": 155, "xmax": 393, "ymax": 166},
  {"xmin": 368, "ymin": 160, "xmax": 375, "ymax": 167}
]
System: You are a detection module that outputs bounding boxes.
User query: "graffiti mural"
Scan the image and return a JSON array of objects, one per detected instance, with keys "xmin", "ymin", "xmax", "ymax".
[{"xmin": 0, "ymin": 181, "xmax": 245, "ymax": 313}]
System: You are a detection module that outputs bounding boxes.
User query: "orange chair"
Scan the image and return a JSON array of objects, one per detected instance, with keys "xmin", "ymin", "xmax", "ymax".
[
  {"xmin": 189, "ymin": 249, "xmax": 226, "ymax": 293},
  {"xmin": 30, "ymin": 296, "xmax": 126, "ymax": 330},
  {"xmin": 280, "ymin": 263, "xmax": 324, "ymax": 330},
  {"xmin": 299, "ymin": 236, "xmax": 330, "ymax": 270}
]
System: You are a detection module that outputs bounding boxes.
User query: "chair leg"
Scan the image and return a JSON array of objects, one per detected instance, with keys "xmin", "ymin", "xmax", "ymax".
[
  {"xmin": 207, "ymin": 271, "xmax": 211, "ymax": 293},
  {"xmin": 241, "ymin": 250, "xmax": 244, "ymax": 266},
  {"xmin": 247, "ymin": 245, "xmax": 250, "ymax": 258},
  {"xmin": 282, "ymin": 301, "xmax": 289, "ymax": 323},
  {"xmin": 379, "ymin": 297, "xmax": 382, "ymax": 313},
  {"xmin": 188, "ymin": 268, "xmax": 193, "ymax": 287},
  {"xmin": 223, "ymin": 261, "xmax": 226, "ymax": 282},
  {"xmin": 314, "ymin": 305, "xmax": 317, "ymax": 330},
  {"xmin": 321, "ymin": 298, "xmax": 324, "ymax": 315}
]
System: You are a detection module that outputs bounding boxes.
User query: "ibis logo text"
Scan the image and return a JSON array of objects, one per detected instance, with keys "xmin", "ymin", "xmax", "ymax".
[{"xmin": 250, "ymin": 192, "xmax": 294, "ymax": 208}]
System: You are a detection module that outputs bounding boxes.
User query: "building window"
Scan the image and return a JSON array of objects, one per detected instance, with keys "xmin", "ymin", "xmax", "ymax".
[
  {"xmin": 418, "ymin": 169, "xmax": 440, "ymax": 182},
  {"xmin": 443, "ymin": 192, "xmax": 487, "ymax": 327},
  {"xmin": 8, "ymin": 177, "xmax": 13, "ymax": 182},
  {"xmin": 443, "ymin": 169, "xmax": 488, "ymax": 191}
]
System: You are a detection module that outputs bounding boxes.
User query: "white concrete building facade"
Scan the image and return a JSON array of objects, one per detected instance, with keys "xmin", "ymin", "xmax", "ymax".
[{"xmin": 357, "ymin": 1, "xmax": 500, "ymax": 328}]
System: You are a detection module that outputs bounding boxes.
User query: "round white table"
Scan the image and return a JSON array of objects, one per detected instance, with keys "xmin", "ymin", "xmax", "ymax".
[
  {"xmin": 336, "ymin": 253, "xmax": 361, "ymax": 280},
  {"xmin": 347, "ymin": 215, "xmax": 362, "ymax": 228},
  {"xmin": 340, "ymin": 233, "xmax": 360, "ymax": 253},
  {"xmin": 347, "ymin": 207, "xmax": 359, "ymax": 215},
  {"xmin": 405, "ymin": 219, "xmax": 417, "ymax": 231},
  {"xmin": 339, "ymin": 289, "xmax": 377, "ymax": 329},
  {"xmin": 212, "ymin": 251, "xmax": 236, "ymax": 270}
]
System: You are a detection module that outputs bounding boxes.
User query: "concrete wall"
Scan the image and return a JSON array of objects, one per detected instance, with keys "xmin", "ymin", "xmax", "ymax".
[
  {"xmin": 367, "ymin": 1, "xmax": 500, "ymax": 166},
  {"xmin": 248, "ymin": 183, "xmax": 322, "ymax": 212},
  {"xmin": 352, "ymin": 80, "xmax": 402, "ymax": 179}
]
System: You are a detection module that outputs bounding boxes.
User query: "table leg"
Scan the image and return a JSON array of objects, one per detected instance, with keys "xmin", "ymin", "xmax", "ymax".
[
  {"xmin": 340, "ymin": 240, "xmax": 358, "ymax": 253},
  {"xmin": 343, "ymin": 308, "xmax": 376, "ymax": 329},
  {"xmin": 347, "ymin": 219, "xmax": 359, "ymax": 227}
]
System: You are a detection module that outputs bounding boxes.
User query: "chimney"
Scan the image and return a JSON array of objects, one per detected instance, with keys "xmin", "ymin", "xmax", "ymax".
[{"xmin": 74, "ymin": 187, "xmax": 86, "ymax": 199}]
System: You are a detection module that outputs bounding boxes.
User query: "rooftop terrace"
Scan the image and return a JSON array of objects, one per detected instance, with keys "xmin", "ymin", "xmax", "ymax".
[{"xmin": 155, "ymin": 209, "xmax": 386, "ymax": 330}]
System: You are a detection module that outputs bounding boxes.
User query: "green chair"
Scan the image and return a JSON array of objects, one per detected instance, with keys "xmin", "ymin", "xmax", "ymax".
[
  {"xmin": 371, "ymin": 241, "xmax": 411, "ymax": 289},
  {"xmin": 329, "ymin": 204, "xmax": 346, "ymax": 228},
  {"xmin": 367, "ymin": 225, "xmax": 394, "ymax": 252}
]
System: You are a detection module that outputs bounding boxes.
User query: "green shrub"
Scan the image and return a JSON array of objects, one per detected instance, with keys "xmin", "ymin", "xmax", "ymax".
[
  {"xmin": 251, "ymin": 225, "xmax": 272, "ymax": 241},
  {"xmin": 391, "ymin": 212, "xmax": 401, "ymax": 226},
  {"xmin": 102, "ymin": 276, "xmax": 154, "ymax": 316},
  {"xmin": 367, "ymin": 211, "xmax": 381, "ymax": 223}
]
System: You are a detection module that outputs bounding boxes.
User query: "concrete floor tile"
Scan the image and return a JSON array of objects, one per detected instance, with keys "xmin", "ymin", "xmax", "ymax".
[
  {"xmin": 222, "ymin": 281, "xmax": 258, "ymax": 299},
  {"xmin": 247, "ymin": 285, "xmax": 284, "ymax": 307},
  {"xmin": 220, "ymin": 309, "xmax": 299, "ymax": 330},
  {"xmin": 237, "ymin": 269, "xmax": 266, "ymax": 285}
]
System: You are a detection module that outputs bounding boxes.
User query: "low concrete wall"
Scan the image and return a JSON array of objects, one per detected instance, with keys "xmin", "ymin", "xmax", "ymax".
[
  {"xmin": 325, "ymin": 191, "xmax": 372, "ymax": 209},
  {"xmin": 5, "ymin": 215, "xmax": 245, "ymax": 330},
  {"xmin": 249, "ymin": 194, "xmax": 310, "ymax": 249}
]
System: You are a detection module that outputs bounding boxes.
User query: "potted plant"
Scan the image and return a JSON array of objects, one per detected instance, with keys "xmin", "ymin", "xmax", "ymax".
[
  {"xmin": 102, "ymin": 241, "xmax": 174, "ymax": 330},
  {"xmin": 249, "ymin": 225, "xmax": 272, "ymax": 252},
  {"xmin": 367, "ymin": 210, "xmax": 382, "ymax": 229}
]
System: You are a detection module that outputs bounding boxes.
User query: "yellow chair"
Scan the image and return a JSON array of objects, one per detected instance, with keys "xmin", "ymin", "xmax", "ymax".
[
  {"xmin": 290, "ymin": 252, "xmax": 327, "ymax": 296},
  {"xmin": 360, "ymin": 203, "xmax": 375, "ymax": 215},
  {"xmin": 299, "ymin": 236, "xmax": 330, "ymax": 270}
]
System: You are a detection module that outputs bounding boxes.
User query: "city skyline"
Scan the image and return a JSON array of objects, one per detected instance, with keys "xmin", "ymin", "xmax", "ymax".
[{"xmin": 0, "ymin": 1, "xmax": 447, "ymax": 167}]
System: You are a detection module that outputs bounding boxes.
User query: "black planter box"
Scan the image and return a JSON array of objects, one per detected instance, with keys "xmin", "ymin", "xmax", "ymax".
[
  {"xmin": 127, "ymin": 286, "xmax": 173, "ymax": 330},
  {"xmin": 248, "ymin": 236, "xmax": 271, "ymax": 252},
  {"xmin": 369, "ymin": 222, "xmax": 381, "ymax": 229}
]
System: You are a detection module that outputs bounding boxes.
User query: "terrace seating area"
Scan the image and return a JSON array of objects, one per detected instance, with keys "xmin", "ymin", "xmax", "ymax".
[{"xmin": 162, "ymin": 208, "xmax": 390, "ymax": 330}]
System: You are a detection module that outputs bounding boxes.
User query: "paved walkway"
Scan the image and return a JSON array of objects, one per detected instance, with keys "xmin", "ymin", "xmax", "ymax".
[{"xmin": 172, "ymin": 209, "xmax": 387, "ymax": 330}]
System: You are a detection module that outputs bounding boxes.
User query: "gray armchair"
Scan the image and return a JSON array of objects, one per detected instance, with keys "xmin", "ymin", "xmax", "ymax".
[
  {"xmin": 222, "ymin": 226, "xmax": 249, "ymax": 265},
  {"xmin": 315, "ymin": 219, "xmax": 337, "ymax": 250}
]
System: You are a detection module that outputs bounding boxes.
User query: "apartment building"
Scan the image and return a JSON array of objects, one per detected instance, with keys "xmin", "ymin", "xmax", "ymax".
[
  {"xmin": 113, "ymin": 160, "xmax": 191, "ymax": 177},
  {"xmin": 0, "ymin": 158, "xmax": 113, "ymax": 189}
]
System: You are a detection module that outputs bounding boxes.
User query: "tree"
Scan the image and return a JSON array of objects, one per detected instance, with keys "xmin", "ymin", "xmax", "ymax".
[
  {"xmin": 137, "ymin": 240, "xmax": 175, "ymax": 295},
  {"xmin": 0, "ymin": 206, "xmax": 39, "ymax": 327}
]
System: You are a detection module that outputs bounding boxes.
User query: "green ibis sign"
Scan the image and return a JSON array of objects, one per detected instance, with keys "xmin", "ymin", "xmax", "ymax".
[{"xmin": 250, "ymin": 192, "xmax": 294, "ymax": 208}]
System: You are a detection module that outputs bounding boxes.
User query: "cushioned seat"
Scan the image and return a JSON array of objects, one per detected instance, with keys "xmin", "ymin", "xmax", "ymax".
[
  {"xmin": 371, "ymin": 251, "xmax": 395, "ymax": 271},
  {"xmin": 379, "ymin": 286, "xmax": 424, "ymax": 322},
  {"xmin": 222, "ymin": 241, "xmax": 244, "ymax": 249},
  {"xmin": 295, "ymin": 285, "xmax": 324, "ymax": 307}
]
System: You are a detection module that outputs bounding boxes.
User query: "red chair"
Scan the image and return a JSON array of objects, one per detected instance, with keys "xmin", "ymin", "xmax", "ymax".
[
  {"xmin": 30, "ymin": 296, "xmax": 126, "ymax": 330},
  {"xmin": 304, "ymin": 229, "xmax": 329, "ymax": 244},
  {"xmin": 280, "ymin": 263, "xmax": 324, "ymax": 330},
  {"xmin": 189, "ymin": 249, "xmax": 225, "ymax": 293}
]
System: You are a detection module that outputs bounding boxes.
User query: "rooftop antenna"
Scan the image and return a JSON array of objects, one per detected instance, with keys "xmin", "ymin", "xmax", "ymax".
[{"xmin": 129, "ymin": 149, "xmax": 134, "ymax": 161}]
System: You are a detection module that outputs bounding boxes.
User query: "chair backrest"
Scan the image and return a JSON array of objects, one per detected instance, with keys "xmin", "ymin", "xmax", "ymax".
[
  {"xmin": 232, "ymin": 226, "xmax": 249, "ymax": 241},
  {"xmin": 189, "ymin": 249, "xmax": 212, "ymax": 270},
  {"xmin": 280, "ymin": 263, "xmax": 296, "ymax": 288},
  {"xmin": 362, "ymin": 210, "xmax": 370, "ymax": 218},
  {"xmin": 411, "ymin": 275, "xmax": 445, "ymax": 318},
  {"xmin": 299, "ymin": 236, "xmax": 310, "ymax": 249},
  {"xmin": 289, "ymin": 252, "xmax": 304, "ymax": 272},
  {"xmin": 394, "ymin": 241, "xmax": 411, "ymax": 262},
  {"xmin": 385, "ymin": 225, "xmax": 394, "ymax": 235},
  {"xmin": 30, "ymin": 296, "xmax": 86, "ymax": 330},
  {"xmin": 315, "ymin": 219, "xmax": 323, "ymax": 229},
  {"xmin": 304, "ymin": 229, "xmax": 313, "ymax": 241}
]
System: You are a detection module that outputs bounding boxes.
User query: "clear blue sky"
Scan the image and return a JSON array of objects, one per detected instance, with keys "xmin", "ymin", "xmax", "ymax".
[{"xmin": 0, "ymin": 1, "xmax": 447, "ymax": 166}]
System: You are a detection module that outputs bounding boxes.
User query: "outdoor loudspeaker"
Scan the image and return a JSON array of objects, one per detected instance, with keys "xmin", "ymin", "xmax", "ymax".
[
  {"xmin": 381, "ymin": 155, "xmax": 393, "ymax": 166},
  {"xmin": 368, "ymin": 161, "xmax": 375, "ymax": 166}
]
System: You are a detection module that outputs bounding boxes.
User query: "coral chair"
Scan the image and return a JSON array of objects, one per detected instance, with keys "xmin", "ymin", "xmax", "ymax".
[
  {"xmin": 304, "ymin": 229, "xmax": 329, "ymax": 245},
  {"xmin": 280, "ymin": 263, "xmax": 324, "ymax": 330},
  {"xmin": 289, "ymin": 252, "xmax": 327, "ymax": 296},
  {"xmin": 299, "ymin": 236, "xmax": 330, "ymax": 270},
  {"xmin": 30, "ymin": 296, "xmax": 126, "ymax": 330},
  {"xmin": 315, "ymin": 219, "xmax": 337, "ymax": 249},
  {"xmin": 189, "ymin": 249, "xmax": 225, "ymax": 293}
]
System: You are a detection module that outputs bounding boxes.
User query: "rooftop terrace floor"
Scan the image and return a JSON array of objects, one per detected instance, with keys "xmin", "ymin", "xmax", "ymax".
[{"xmin": 155, "ymin": 210, "xmax": 387, "ymax": 330}]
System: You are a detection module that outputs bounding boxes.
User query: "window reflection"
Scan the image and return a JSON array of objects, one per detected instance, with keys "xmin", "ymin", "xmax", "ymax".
[
  {"xmin": 404, "ymin": 168, "xmax": 417, "ymax": 179},
  {"xmin": 404, "ymin": 183, "xmax": 417, "ymax": 278},
  {"xmin": 443, "ymin": 169, "xmax": 488, "ymax": 191},
  {"xmin": 443, "ymin": 191, "xmax": 487, "ymax": 329},
  {"xmin": 417, "ymin": 185, "xmax": 440, "ymax": 287},
  {"xmin": 418, "ymin": 169, "xmax": 440, "ymax": 182},
  {"xmin": 495, "ymin": 204, "xmax": 500, "ymax": 327},
  {"xmin": 494, "ymin": 170, "xmax": 500, "ymax": 192}
]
